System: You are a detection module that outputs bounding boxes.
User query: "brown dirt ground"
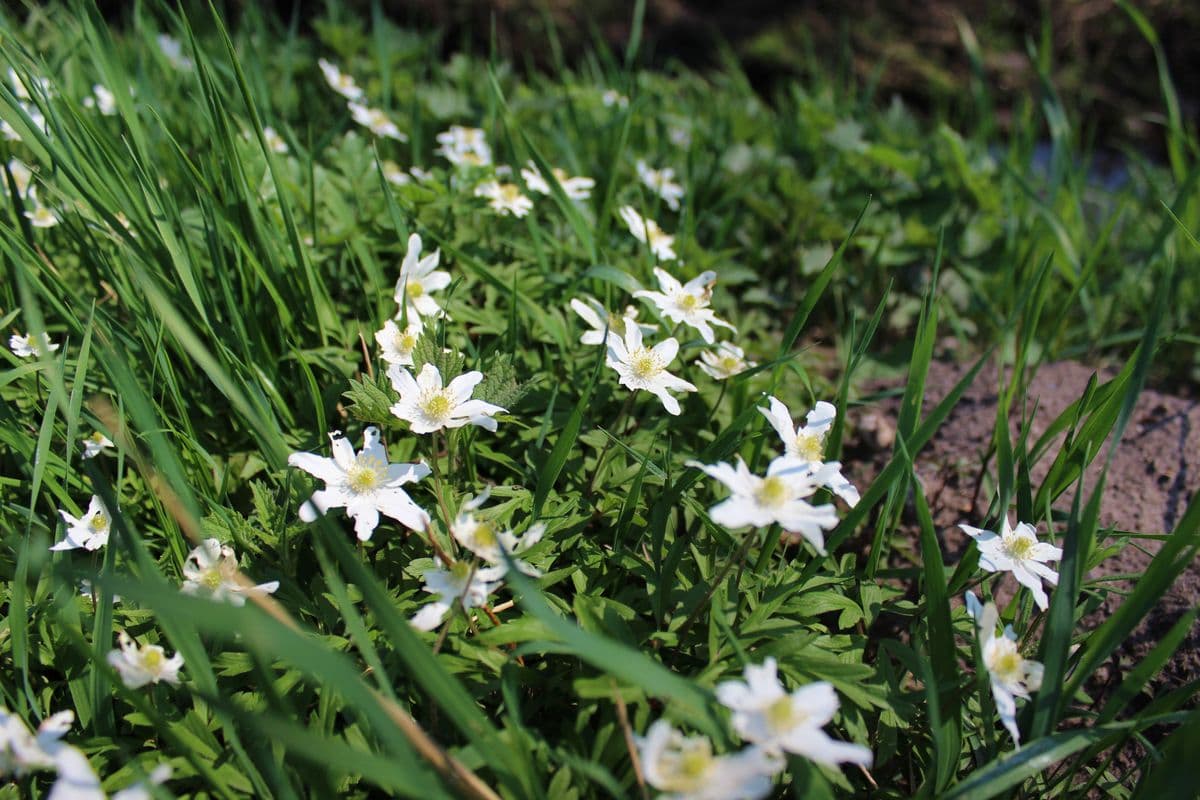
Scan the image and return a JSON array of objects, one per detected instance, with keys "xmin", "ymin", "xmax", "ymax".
[{"xmin": 846, "ymin": 358, "xmax": 1199, "ymax": 785}]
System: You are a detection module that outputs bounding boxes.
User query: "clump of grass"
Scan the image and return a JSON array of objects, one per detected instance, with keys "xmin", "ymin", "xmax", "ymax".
[{"xmin": 0, "ymin": 2, "xmax": 1197, "ymax": 798}]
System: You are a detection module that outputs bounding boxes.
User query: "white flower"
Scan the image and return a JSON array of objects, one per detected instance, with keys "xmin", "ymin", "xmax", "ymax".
[
  {"xmin": 79, "ymin": 580, "xmax": 120, "ymax": 605},
  {"xmin": 374, "ymin": 319, "xmax": 423, "ymax": 366},
  {"xmin": 106, "ymin": 631, "xmax": 184, "ymax": 689},
  {"xmin": 687, "ymin": 456, "xmax": 841, "ymax": 553},
  {"xmin": 1, "ymin": 102, "xmax": 48, "ymax": 143},
  {"xmin": 636, "ymin": 160, "xmax": 685, "ymax": 210},
  {"xmin": 636, "ymin": 720, "xmax": 779, "ymax": 800},
  {"xmin": 716, "ymin": 657, "xmax": 873, "ymax": 766},
  {"xmin": 262, "ymin": 126, "xmax": 288, "ymax": 154},
  {"xmin": 474, "ymin": 181, "xmax": 533, "ymax": 217},
  {"xmin": 317, "ymin": 58, "xmax": 363, "ymax": 101},
  {"xmin": 619, "ymin": 205, "xmax": 676, "ymax": 261},
  {"xmin": 965, "ymin": 592, "xmax": 1044, "ymax": 745},
  {"xmin": 759, "ymin": 396, "xmax": 860, "ymax": 506},
  {"xmin": 0, "ymin": 707, "xmax": 105, "ymax": 799},
  {"xmin": 960, "ymin": 518, "xmax": 1062, "ymax": 611},
  {"xmin": 570, "ymin": 296, "xmax": 656, "ymax": 346},
  {"xmin": 289, "ymin": 427, "xmax": 431, "ymax": 541},
  {"xmin": 382, "ymin": 160, "xmax": 411, "ymax": 185},
  {"xmin": 8, "ymin": 68, "xmax": 53, "ymax": 101},
  {"xmin": 601, "ymin": 89, "xmax": 629, "ymax": 109},
  {"xmin": 9, "ymin": 331, "xmax": 60, "ymax": 359},
  {"xmin": 634, "ymin": 267, "xmax": 735, "ymax": 344},
  {"xmin": 82, "ymin": 84, "xmax": 116, "ymax": 115},
  {"xmin": 111, "ymin": 764, "xmax": 172, "ymax": 800},
  {"xmin": 669, "ymin": 126, "xmax": 692, "ymax": 148},
  {"xmin": 435, "ymin": 125, "xmax": 492, "ymax": 167},
  {"xmin": 520, "ymin": 161, "xmax": 594, "ymax": 200},
  {"xmin": 181, "ymin": 538, "xmax": 280, "ymax": 605},
  {"xmin": 410, "ymin": 561, "xmax": 505, "ymax": 631},
  {"xmin": 52, "ymin": 496, "xmax": 112, "ymax": 552},
  {"xmin": 348, "ymin": 102, "xmax": 407, "ymax": 141},
  {"xmin": 450, "ymin": 489, "xmax": 545, "ymax": 577},
  {"xmin": 0, "ymin": 707, "xmax": 71, "ymax": 776},
  {"xmin": 24, "ymin": 204, "xmax": 60, "ymax": 228},
  {"xmin": 81, "ymin": 431, "xmax": 115, "ymax": 460},
  {"xmin": 698, "ymin": 342, "xmax": 755, "ymax": 380},
  {"xmin": 409, "ymin": 166, "xmax": 434, "ymax": 182},
  {"xmin": 387, "ymin": 363, "xmax": 506, "ymax": 434},
  {"xmin": 7, "ymin": 157, "xmax": 34, "ymax": 197},
  {"xmin": 605, "ymin": 325, "xmax": 696, "ymax": 416},
  {"xmin": 157, "ymin": 34, "xmax": 194, "ymax": 70},
  {"xmin": 393, "ymin": 233, "xmax": 450, "ymax": 320}
]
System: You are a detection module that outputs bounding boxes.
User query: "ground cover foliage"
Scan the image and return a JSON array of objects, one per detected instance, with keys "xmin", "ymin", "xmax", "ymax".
[{"xmin": 1, "ymin": 2, "xmax": 1198, "ymax": 798}]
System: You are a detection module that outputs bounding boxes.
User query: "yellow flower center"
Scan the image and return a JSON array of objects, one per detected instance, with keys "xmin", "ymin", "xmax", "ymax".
[
  {"xmin": 498, "ymin": 184, "xmax": 522, "ymax": 202},
  {"xmin": 394, "ymin": 329, "xmax": 419, "ymax": 352},
  {"xmin": 346, "ymin": 456, "xmax": 385, "ymax": 494},
  {"xmin": 141, "ymin": 648, "xmax": 163, "ymax": 671},
  {"xmin": 988, "ymin": 641, "xmax": 1026, "ymax": 685},
  {"xmin": 463, "ymin": 152, "xmax": 483, "ymax": 166},
  {"xmin": 472, "ymin": 522, "xmax": 497, "ymax": 550},
  {"xmin": 629, "ymin": 349, "xmax": 662, "ymax": 380},
  {"xmin": 201, "ymin": 568, "xmax": 223, "ymax": 590},
  {"xmin": 1004, "ymin": 535, "xmax": 1035, "ymax": 561},
  {"xmin": 420, "ymin": 390, "xmax": 454, "ymax": 422},
  {"xmin": 754, "ymin": 475, "xmax": 789, "ymax": 508},
  {"xmin": 677, "ymin": 747, "xmax": 711, "ymax": 780},
  {"xmin": 766, "ymin": 695, "xmax": 805, "ymax": 732},
  {"xmin": 89, "ymin": 513, "xmax": 108, "ymax": 532},
  {"xmin": 406, "ymin": 280, "xmax": 424, "ymax": 298},
  {"xmin": 678, "ymin": 293, "xmax": 700, "ymax": 311},
  {"xmin": 450, "ymin": 561, "xmax": 472, "ymax": 582},
  {"xmin": 719, "ymin": 356, "xmax": 740, "ymax": 373},
  {"xmin": 795, "ymin": 431, "xmax": 825, "ymax": 462}
]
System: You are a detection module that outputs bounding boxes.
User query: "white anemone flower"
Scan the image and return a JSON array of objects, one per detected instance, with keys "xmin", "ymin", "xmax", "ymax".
[
  {"xmin": 965, "ymin": 591, "xmax": 1044, "ymax": 745},
  {"xmin": 317, "ymin": 58, "xmax": 363, "ymax": 101},
  {"xmin": 687, "ymin": 456, "xmax": 841, "ymax": 553},
  {"xmin": 111, "ymin": 764, "xmax": 173, "ymax": 800},
  {"xmin": 157, "ymin": 34, "xmax": 194, "ymax": 70},
  {"xmin": 474, "ymin": 181, "xmax": 534, "ymax": 217},
  {"xmin": 451, "ymin": 489, "xmax": 545, "ymax": 577},
  {"xmin": 435, "ymin": 125, "xmax": 492, "ymax": 167},
  {"xmin": 24, "ymin": 204, "xmax": 60, "ymax": 228},
  {"xmin": 348, "ymin": 102, "xmax": 407, "ymax": 141},
  {"xmin": 698, "ymin": 342, "xmax": 756, "ymax": 380},
  {"xmin": 106, "ymin": 631, "xmax": 184, "ymax": 689},
  {"xmin": 520, "ymin": 161, "xmax": 594, "ymax": 200},
  {"xmin": 181, "ymin": 538, "xmax": 280, "ymax": 605},
  {"xmin": 387, "ymin": 364, "xmax": 506, "ymax": 434},
  {"xmin": 634, "ymin": 267, "xmax": 735, "ymax": 344},
  {"xmin": 410, "ymin": 561, "xmax": 505, "ymax": 631},
  {"xmin": 619, "ymin": 205, "xmax": 676, "ymax": 261},
  {"xmin": 382, "ymin": 160, "xmax": 411, "ymax": 185},
  {"xmin": 9, "ymin": 332, "xmax": 60, "ymax": 359},
  {"xmin": 374, "ymin": 319, "xmax": 423, "ymax": 367},
  {"xmin": 605, "ymin": 325, "xmax": 696, "ymax": 416},
  {"xmin": 82, "ymin": 84, "xmax": 116, "ymax": 115},
  {"xmin": 7, "ymin": 157, "xmax": 34, "ymax": 197},
  {"xmin": 960, "ymin": 517, "xmax": 1062, "ymax": 611},
  {"xmin": 601, "ymin": 89, "xmax": 629, "ymax": 109},
  {"xmin": 636, "ymin": 160, "xmax": 685, "ymax": 210},
  {"xmin": 261, "ymin": 126, "xmax": 288, "ymax": 154},
  {"xmin": 81, "ymin": 431, "xmax": 115, "ymax": 460},
  {"xmin": 52, "ymin": 496, "xmax": 112, "ymax": 552},
  {"xmin": 759, "ymin": 396, "xmax": 860, "ymax": 506},
  {"xmin": 715, "ymin": 657, "xmax": 873, "ymax": 766},
  {"xmin": 0, "ymin": 707, "xmax": 104, "ymax": 799},
  {"xmin": 289, "ymin": 427, "xmax": 431, "ymax": 540},
  {"xmin": 636, "ymin": 720, "xmax": 779, "ymax": 800},
  {"xmin": 570, "ymin": 295, "xmax": 656, "ymax": 346},
  {"xmin": 7, "ymin": 68, "xmax": 53, "ymax": 101},
  {"xmin": 393, "ymin": 232, "xmax": 450, "ymax": 320}
]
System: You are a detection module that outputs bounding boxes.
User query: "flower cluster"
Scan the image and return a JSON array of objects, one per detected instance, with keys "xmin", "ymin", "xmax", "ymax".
[
  {"xmin": 319, "ymin": 58, "xmax": 406, "ymax": 141},
  {"xmin": 639, "ymin": 658, "xmax": 870, "ymax": 799}
]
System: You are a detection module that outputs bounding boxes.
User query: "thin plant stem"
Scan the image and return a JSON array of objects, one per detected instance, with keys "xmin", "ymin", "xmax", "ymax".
[
  {"xmin": 587, "ymin": 391, "xmax": 637, "ymax": 496},
  {"xmin": 676, "ymin": 529, "xmax": 758, "ymax": 639}
]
